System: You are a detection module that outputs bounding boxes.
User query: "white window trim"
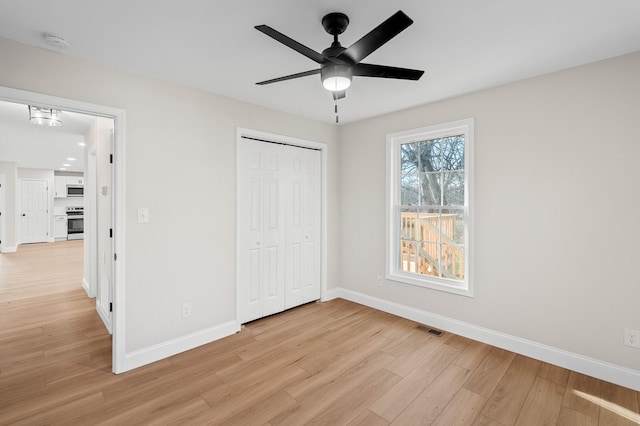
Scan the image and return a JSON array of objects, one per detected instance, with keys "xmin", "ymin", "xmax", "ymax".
[{"xmin": 386, "ymin": 118, "xmax": 474, "ymax": 297}]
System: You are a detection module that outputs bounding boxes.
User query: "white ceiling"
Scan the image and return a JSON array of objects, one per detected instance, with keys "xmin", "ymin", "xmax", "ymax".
[
  {"xmin": 0, "ymin": 100, "xmax": 94, "ymax": 172},
  {"xmin": 0, "ymin": 0, "xmax": 639, "ymax": 126}
]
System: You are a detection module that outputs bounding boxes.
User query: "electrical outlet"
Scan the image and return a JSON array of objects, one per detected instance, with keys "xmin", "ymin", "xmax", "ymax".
[
  {"xmin": 624, "ymin": 328, "xmax": 640, "ymax": 348},
  {"xmin": 182, "ymin": 303, "xmax": 192, "ymax": 319},
  {"xmin": 377, "ymin": 275, "xmax": 383, "ymax": 287}
]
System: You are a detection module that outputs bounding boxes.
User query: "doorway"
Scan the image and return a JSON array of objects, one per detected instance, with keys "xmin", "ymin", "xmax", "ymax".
[{"xmin": 0, "ymin": 85, "xmax": 125, "ymax": 373}]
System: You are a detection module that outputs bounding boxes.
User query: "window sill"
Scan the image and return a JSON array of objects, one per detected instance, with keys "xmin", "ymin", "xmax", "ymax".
[{"xmin": 386, "ymin": 271, "xmax": 474, "ymax": 297}]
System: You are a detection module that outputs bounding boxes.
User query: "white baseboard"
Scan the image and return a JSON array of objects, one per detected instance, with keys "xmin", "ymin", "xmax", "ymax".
[
  {"xmin": 120, "ymin": 321, "xmax": 241, "ymax": 373},
  {"xmin": 1, "ymin": 245, "xmax": 17, "ymax": 253},
  {"xmin": 332, "ymin": 288, "xmax": 640, "ymax": 392},
  {"xmin": 82, "ymin": 278, "xmax": 95, "ymax": 298},
  {"xmin": 96, "ymin": 303, "xmax": 113, "ymax": 335}
]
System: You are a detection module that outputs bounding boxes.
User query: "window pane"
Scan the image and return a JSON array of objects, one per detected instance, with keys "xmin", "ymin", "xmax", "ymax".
[
  {"xmin": 420, "ymin": 172, "xmax": 442, "ymax": 206},
  {"xmin": 401, "ymin": 142, "xmax": 419, "ymax": 175},
  {"xmin": 417, "ymin": 209, "xmax": 440, "ymax": 244},
  {"xmin": 441, "ymin": 244, "xmax": 465, "ymax": 281},
  {"xmin": 399, "ymin": 208, "xmax": 418, "ymax": 241},
  {"xmin": 418, "ymin": 242, "xmax": 440, "ymax": 277},
  {"xmin": 398, "ymin": 240, "xmax": 417, "ymax": 273},
  {"xmin": 441, "ymin": 135, "xmax": 465, "ymax": 171},
  {"xmin": 441, "ymin": 209, "xmax": 465, "ymax": 244},
  {"xmin": 419, "ymin": 139, "xmax": 441, "ymax": 172},
  {"xmin": 442, "ymin": 171, "xmax": 464, "ymax": 206},
  {"xmin": 401, "ymin": 173, "xmax": 419, "ymax": 205}
]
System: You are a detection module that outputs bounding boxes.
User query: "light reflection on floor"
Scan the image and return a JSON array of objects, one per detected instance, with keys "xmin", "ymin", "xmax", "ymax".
[{"xmin": 574, "ymin": 390, "xmax": 640, "ymax": 424}]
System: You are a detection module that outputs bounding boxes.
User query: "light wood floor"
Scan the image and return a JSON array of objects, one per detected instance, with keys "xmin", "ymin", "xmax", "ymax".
[{"xmin": 1, "ymin": 242, "xmax": 639, "ymax": 425}]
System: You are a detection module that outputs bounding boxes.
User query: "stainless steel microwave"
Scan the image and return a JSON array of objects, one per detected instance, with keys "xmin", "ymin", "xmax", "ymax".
[{"xmin": 67, "ymin": 185, "xmax": 84, "ymax": 197}]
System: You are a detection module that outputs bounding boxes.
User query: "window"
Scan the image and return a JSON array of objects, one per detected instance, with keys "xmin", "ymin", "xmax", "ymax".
[{"xmin": 386, "ymin": 119, "xmax": 474, "ymax": 296}]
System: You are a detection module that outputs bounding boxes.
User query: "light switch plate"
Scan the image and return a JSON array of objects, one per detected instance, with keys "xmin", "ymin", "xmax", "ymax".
[{"xmin": 137, "ymin": 208, "xmax": 149, "ymax": 224}]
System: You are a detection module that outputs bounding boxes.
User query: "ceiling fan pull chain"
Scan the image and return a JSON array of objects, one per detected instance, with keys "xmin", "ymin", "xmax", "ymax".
[{"xmin": 335, "ymin": 100, "xmax": 339, "ymax": 123}]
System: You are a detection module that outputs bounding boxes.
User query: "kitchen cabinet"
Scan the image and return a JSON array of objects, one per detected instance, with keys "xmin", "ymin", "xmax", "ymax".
[
  {"xmin": 67, "ymin": 176, "xmax": 84, "ymax": 186},
  {"xmin": 55, "ymin": 215, "xmax": 68, "ymax": 240},
  {"xmin": 54, "ymin": 176, "xmax": 67, "ymax": 198}
]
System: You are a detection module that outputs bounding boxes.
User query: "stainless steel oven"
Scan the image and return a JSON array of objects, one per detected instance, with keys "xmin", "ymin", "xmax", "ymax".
[{"xmin": 66, "ymin": 206, "xmax": 84, "ymax": 240}]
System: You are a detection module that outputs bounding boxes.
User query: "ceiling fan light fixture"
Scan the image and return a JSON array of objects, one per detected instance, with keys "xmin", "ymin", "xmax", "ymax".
[
  {"xmin": 321, "ymin": 64, "xmax": 352, "ymax": 92},
  {"xmin": 28, "ymin": 105, "xmax": 62, "ymax": 127}
]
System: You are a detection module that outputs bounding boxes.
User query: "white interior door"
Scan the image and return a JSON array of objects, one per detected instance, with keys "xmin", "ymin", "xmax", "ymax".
[
  {"xmin": 20, "ymin": 179, "xmax": 49, "ymax": 244},
  {"xmin": 283, "ymin": 146, "xmax": 321, "ymax": 309},
  {"xmin": 237, "ymin": 137, "xmax": 321, "ymax": 324},
  {"xmin": 261, "ymin": 145, "xmax": 286, "ymax": 317},
  {"xmin": 301, "ymin": 149, "xmax": 321, "ymax": 304},
  {"xmin": 96, "ymin": 127, "xmax": 113, "ymax": 333}
]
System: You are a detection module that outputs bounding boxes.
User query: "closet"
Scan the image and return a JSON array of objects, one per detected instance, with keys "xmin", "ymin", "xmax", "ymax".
[{"xmin": 237, "ymin": 136, "xmax": 321, "ymax": 324}]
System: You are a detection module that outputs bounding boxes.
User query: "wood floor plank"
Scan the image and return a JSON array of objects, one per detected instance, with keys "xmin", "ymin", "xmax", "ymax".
[
  {"xmin": 538, "ymin": 362, "xmax": 571, "ymax": 387},
  {"xmin": 196, "ymin": 365, "xmax": 309, "ymax": 424},
  {"xmin": 270, "ymin": 352, "xmax": 396, "ymax": 426},
  {"xmin": 515, "ymin": 376, "xmax": 565, "ymax": 426},
  {"xmin": 284, "ymin": 334, "xmax": 391, "ymax": 401},
  {"xmin": 347, "ymin": 410, "xmax": 390, "ymax": 426},
  {"xmin": 382, "ymin": 328, "xmax": 433, "ymax": 358},
  {"xmin": 598, "ymin": 381, "xmax": 640, "ymax": 426},
  {"xmin": 431, "ymin": 388, "xmax": 487, "ymax": 426},
  {"xmin": 306, "ymin": 369, "xmax": 400, "ymax": 425},
  {"xmin": 384, "ymin": 333, "xmax": 443, "ymax": 377},
  {"xmin": 391, "ymin": 363, "xmax": 472, "ymax": 425},
  {"xmin": 453, "ymin": 339, "xmax": 493, "ymax": 371},
  {"xmin": 562, "ymin": 371, "xmax": 602, "ymax": 419},
  {"xmin": 463, "ymin": 346, "xmax": 516, "ymax": 398},
  {"xmin": 222, "ymin": 391, "xmax": 299, "ymax": 426},
  {"xmin": 481, "ymin": 354, "xmax": 541, "ymax": 425},
  {"xmin": 11, "ymin": 392, "xmax": 106, "ymax": 426},
  {"xmin": 370, "ymin": 343, "xmax": 460, "ymax": 422},
  {"xmin": 473, "ymin": 414, "xmax": 506, "ymax": 426},
  {"xmin": 557, "ymin": 407, "xmax": 599, "ymax": 426}
]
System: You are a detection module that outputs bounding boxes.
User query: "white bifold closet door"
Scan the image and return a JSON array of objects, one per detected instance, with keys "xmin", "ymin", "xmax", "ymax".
[{"xmin": 237, "ymin": 138, "xmax": 321, "ymax": 324}]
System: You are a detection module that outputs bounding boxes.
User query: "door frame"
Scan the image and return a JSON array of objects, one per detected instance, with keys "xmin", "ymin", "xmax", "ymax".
[
  {"xmin": 235, "ymin": 127, "xmax": 329, "ymax": 324},
  {"xmin": 0, "ymin": 85, "xmax": 127, "ymax": 374}
]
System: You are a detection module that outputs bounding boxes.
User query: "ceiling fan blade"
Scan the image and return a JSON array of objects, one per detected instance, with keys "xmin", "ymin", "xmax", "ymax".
[
  {"xmin": 332, "ymin": 90, "xmax": 346, "ymax": 101},
  {"xmin": 256, "ymin": 69, "xmax": 320, "ymax": 85},
  {"xmin": 353, "ymin": 63, "xmax": 424, "ymax": 80},
  {"xmin": 255, "ymin": 25, "xmax": 327, "ymax": 64},
  {"xmin": 338, "ymin": 11, "xmax": 413, "ymax": 65}
]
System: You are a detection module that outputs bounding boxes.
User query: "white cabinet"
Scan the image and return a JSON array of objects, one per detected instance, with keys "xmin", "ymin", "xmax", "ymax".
[
  {"xmin": 67, "ymin": 176, "xmax": 84, "ymax": 186},
  {"xmin": 54, "ymin": 176, "xmax": 67, "ymax": 198},
  {"xmin": 55, "ymin": 215, "xmax": 68, "ymax": 240}
]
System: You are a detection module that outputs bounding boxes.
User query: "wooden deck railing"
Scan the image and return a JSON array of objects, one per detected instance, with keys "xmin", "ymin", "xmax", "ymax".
[{"xmin": 399, "ymin": 212, "xmax": 464, "ymax": 280}]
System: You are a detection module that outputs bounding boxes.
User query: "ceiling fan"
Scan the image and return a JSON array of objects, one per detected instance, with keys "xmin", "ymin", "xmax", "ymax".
[{"xmin": 255, "ymin": 10, "xmax": 425, "ymax": 103}]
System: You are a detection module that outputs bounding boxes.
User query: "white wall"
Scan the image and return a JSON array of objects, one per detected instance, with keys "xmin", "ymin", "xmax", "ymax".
[
  {"xmin": 0, "ymin": 161, "xmax": 17, "ymax": 250},
  {"xmin": 338, "ymin": 52, "xmax": 640, "ymax": 374},
  {"xmin": 0, "ymin": 37, "xmax": 339, "ymax": 358}
]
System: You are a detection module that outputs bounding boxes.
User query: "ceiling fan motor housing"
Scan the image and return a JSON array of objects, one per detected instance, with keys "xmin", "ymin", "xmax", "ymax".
[{"xmin": 322, "ymin": 12, "xmax": 349, "ymax": 35}]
